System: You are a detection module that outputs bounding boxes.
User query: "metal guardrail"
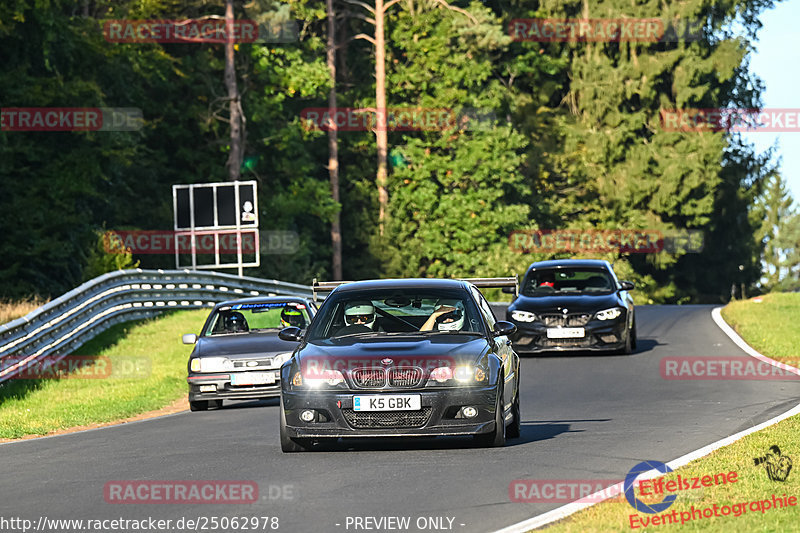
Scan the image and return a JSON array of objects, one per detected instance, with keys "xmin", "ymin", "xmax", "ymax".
[{"xmin": 0, "ymin": 269, "xmax": 312, "ymax": 383}]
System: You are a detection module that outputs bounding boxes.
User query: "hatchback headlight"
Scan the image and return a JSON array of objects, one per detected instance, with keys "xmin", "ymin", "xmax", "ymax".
[
  {"xmin": 511, "ymin": 310, "xmax": 538, "ymax": 323},
  {"xmin": 595, "ymin": 307, "xmax": 623, "ymax": 320}
]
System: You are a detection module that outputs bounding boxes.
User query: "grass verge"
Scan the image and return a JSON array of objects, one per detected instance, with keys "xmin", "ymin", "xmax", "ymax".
[
  {"xmin": 0, "ymin": 309, "xmax": 207, "ymax": 439},
  {"xmin": 721, "ymin": 292, "xmax": 800, "ymax": 364},
  {"xmin": 0, "ymin": 296, "xmax": 49, "ymax": 325},
  {"xmin": 537, "ymin": 295, "xmax": 800, "ymax": 532}
]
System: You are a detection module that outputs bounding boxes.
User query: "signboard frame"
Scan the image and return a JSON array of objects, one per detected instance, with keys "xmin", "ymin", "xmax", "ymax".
[{"xmin": 172, "ymin": 181, "xmax": 260, "ymax": 276}]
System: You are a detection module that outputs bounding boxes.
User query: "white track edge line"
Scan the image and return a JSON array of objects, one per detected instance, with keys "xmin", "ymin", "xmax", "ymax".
[{"xmin": 494, "ymin": 305, "xmax": 800, "ymax": 533}]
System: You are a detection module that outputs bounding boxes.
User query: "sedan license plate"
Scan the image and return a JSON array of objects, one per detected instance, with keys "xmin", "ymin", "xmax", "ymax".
[
  {"xmin": 230, "ymin": 372, "xmax": 276, "ymax": 386},
  {"xmin": 353, "ymin": 395, "xmax": 421, "ymax": 412},
  {"xmin": 547, "ymin": 327, "xmax": 585, "ymax": 339}
]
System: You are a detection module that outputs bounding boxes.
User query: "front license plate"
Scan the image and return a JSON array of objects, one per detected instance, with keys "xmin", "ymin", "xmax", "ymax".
[
  {"xmin": 547, "ymin": 327, "xmax": 585, "ymax": 339},
  {"xmin": 353, "ymin": 395, "xmax": 421, "ymax": 412},
  {"xmin": 230, "ymin": 372, "xmax": 276, "ymax": 386}
]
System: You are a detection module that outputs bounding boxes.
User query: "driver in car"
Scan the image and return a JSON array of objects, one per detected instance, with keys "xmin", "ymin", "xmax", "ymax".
[
  {"xmin": 338, "ymin": 301, "xmax": 377, "ymax": 334},
  {"xmin": 224, "ymin": 311, "xmax": 249, "ymax": 333},
  {"xmin": 280, "ymin": 304, "xmax": 306, "ymax": 328},
  {"xmin": 420, "ymin": 299, "xmax": 465, "ymax": 331}
]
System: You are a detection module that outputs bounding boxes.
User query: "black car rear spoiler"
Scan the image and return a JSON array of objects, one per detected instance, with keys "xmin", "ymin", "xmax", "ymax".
[{"xmin": 311, "ymin": 276, "xmax": 518, "ymax": 301}]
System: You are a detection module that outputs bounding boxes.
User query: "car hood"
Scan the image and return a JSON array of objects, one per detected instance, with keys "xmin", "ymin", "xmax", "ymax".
[
  {"xmin": 192, "ymin": 333, "xmax": 297, "ymax": 358},
  {"xmin": 510, "ymin": 293, "xmax": 621, "ymax": 313},
  {"xmin": 296, "ymin": 335, "xmax": 490, "ymax": 368}
]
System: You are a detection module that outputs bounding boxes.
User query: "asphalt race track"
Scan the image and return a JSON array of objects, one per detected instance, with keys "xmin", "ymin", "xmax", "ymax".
[{"xmin": 2, "ymin": 305, "xmax": 798, "ymax": 533}]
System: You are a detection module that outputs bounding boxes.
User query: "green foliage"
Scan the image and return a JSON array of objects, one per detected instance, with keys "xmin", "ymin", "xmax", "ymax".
[
  {"xmin": 82, "ymin": 231, "xmax": 140, "ymax": 282},
  {"xmin": 0, "ymin": 0, "xmax": 789, "ymax": 306}
]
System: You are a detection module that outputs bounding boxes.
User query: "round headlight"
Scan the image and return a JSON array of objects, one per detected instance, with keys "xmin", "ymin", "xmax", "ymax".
[{"xmin": 511, "ymin": 310, "xmax": 537, "ymax": 322}]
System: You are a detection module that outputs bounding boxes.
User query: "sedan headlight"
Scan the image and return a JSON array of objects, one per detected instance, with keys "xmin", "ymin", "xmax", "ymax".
[
  {"xmin": 511, "ymin": 310, "xmax": 538, "ymax": 323},
  {"xmin": 430, "ymin": 365, "xmax": 487, "ymax": 384},
  {"xmin": 595, "ymin": 307, "xmax": 623, "ymax": 321},
  {"xmin": 292, "ymin": 369, "xmax": 345, "ymax": 388},
  {"xmin": 190, "ymin": 357, "xmax": 233, "ymax": 373}
]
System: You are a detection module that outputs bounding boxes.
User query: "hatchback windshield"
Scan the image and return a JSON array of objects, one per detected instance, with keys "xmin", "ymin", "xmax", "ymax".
[
  {"xmin": 521, "ymin": 268, "xmax": 615, "ymax": 296},
  {"xmin": 306, "ymin": 289, "xmax": 484, "ymax": 341}
]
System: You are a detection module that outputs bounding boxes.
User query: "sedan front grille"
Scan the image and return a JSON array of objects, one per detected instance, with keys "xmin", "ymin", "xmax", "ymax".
[
  {"xmin": 351, "ymin": 368, "xmax": 386, "ymax": 388},
  {"xmin": 232, "ymin": 358, "xmax": 274, "ymax": 369},
  {"xmin": 388, "ymin": 367, "xmax": 423, "ymax": 387},
  {"xmin": 342, "ymin": 407, "xmax": 432, "ymax": 428},
  {"xmin": 540, "ymin": 313, "xmax": 591, "ymax": 327}
]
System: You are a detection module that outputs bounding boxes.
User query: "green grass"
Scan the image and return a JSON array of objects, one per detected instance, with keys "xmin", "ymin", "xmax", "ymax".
[
  {"xmin": 0, "ymin": 309, "xmax": 207, "ymax": 439},
  {"xmin": 539, "ymin": 294, "xmax": 800, "ymax": 532},
  {"xmin": 721, "ymin": 293, "xmax": 800, "ymax": 364}
]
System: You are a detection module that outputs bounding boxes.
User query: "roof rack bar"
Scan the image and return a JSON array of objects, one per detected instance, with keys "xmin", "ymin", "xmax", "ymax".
[
  {"xmin": 459, "ymin": 276, "xmax": 518, "ymax": 297},
  {"xmin": 311, "ymin": 276, "xmax": 519, "ymax": 301},
  {"xmin": 312, "ymin": 279, "xmax": 353, "ymax": 301}
]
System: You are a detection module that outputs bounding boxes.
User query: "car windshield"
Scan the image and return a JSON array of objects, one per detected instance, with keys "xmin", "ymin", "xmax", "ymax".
[
  {"xmin": 306, "ymin": 288, "xmax": 484, "ymax": 341},
  {"xmin": 203, "ymin": 302, "xmax": 312, "ymax": 336},
  {"xmin": 522, "ymin": 268, "xmax": 615, "ymax": 296}
]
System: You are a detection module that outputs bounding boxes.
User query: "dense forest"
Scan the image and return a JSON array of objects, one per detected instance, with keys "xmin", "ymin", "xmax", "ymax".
[{"xmin": 1, "ymin": 0, "xmax": 798, "ymax": 303}]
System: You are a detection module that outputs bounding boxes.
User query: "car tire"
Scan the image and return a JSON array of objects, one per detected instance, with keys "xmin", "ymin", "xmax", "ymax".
[
  {"xmin": 279, "ymin": 395, "xmax": 310, "ymax": 453},
  {"xmin": 507, "ymin": 381, "xmax": 521, "ymax": 439},
  {"xmin": 474, "ymin": 379, "xmax": 506, "ymax": 447},
  {"xmin": 189, "ymin": 400, "xmax": 208, "ymax": 412},
  {"xmin": 631, "ymin": 318, "xmax": 638, "ymax": 350},
  {"xmin": 622, "ymin": 325, "xmax": 633, "ymax": 355}
]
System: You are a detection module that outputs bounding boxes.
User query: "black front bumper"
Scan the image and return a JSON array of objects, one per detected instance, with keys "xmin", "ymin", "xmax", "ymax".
[
  {"xmin": 281, "ymin": 386, "xmax": 498, "ymax": 438},
  {"xmin": 188, "ymin": 371, "xmax": 282, "ymax": 401},
  {"xmin": 511, "ymin": 319, "xmax": 627, "ymax": 353}
]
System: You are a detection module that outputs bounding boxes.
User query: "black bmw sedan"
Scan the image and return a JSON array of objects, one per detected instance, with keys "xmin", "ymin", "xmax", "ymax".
[
  {"xmin": 277, "ymin": 278, "xmax": 521, "ymax": 452},
  {"xmin": 506, "ymin": 259, "xmax": 636, "ymax": 354}
]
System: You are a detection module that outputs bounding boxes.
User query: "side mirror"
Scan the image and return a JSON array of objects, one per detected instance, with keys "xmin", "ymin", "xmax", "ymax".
[
  {"xmin": 278, "ymin": 327, "xmax": 303, "ymax": 342},
  {"xmin": 493, "ymin": 321, "xmax": 517, "ymax": 337},
  {"xmin": 501, "ymin": 286, "xmax": 516, "ymax": 295},
  {"xmin": 619, "ymin": 280, "xmax": 635, "ymax": 291},
  {"xmin": 182, "ymin": 333, "xmax": 198, "ymax": 345}
]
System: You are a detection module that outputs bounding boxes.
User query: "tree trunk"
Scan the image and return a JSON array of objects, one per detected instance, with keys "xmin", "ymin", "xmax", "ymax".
[
  {"xmin": 375, "ymin": 0, "xmax": 388, "ymax": 236},
  {"xmin": 327, "ymin": 0, "xmax": 342, "ymax": 280},
  {"xmin": 225, "ymin": 0, "xmax": 243, "ymax": 181}
]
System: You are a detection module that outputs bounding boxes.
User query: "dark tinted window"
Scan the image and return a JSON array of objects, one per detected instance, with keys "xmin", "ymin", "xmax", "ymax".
[{"xmin": 522, "ymin": 268, "xmax": 614, "ymax": 296}]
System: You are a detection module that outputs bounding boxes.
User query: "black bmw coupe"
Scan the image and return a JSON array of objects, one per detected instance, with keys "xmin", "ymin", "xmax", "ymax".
[
  {"xmin": 506, "ymin": 259, "xmax": 636, "ymax": 354},
  {"xmin": 277, "ymin": 278, "xmax": 521, "ymax": 452}
]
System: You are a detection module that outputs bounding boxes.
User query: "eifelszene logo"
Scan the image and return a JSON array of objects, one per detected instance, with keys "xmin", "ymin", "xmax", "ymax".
[{"xmin": 624, "ymin": 461, "xmax": 677, "ymax": 514}]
